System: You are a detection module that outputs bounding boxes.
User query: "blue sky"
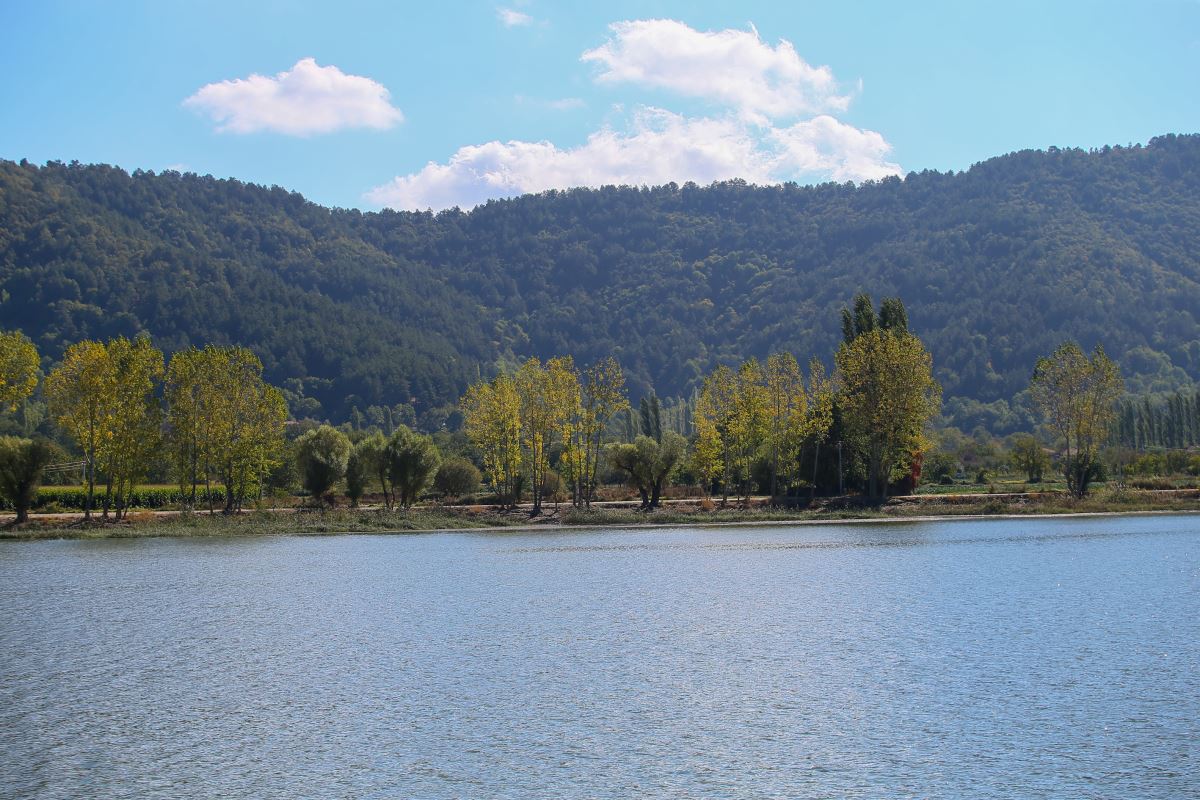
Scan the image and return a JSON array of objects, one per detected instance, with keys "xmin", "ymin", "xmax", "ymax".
[{"xmin": 2, "ymin": 0, "xmax": 1198, "ymax": 210}]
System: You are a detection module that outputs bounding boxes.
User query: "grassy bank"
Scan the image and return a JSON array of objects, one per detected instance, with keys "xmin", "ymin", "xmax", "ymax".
[{"xmin": 3, "ymin": 488, "xmax": 1198, "ymax": 541}]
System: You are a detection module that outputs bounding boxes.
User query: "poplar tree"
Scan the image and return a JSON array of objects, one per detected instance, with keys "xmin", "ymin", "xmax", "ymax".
[
  {"xmin": 763, "ymin": 352, "xmax": 808, "ymax": 499},
  {"xmin": 0, "ymin": 331, "xmax": 39, "ymax": 413},
  {"xmin": 836, "ymin": 328, "xmax": 941, "ymax": 500},
  {"xmin": 694, "ymin": 364, "xmax": 738, "ymax": 503},
  {"xmin": 99, "ymin": 336, "xmax": 163, "ymax": 519},
  {"xmin": 461, "ymin": 374, "xmax": 522, "ymax": 507},
  {"xmin": 44, "ymin": 340, "xmax": 115, "ymax": 519}
]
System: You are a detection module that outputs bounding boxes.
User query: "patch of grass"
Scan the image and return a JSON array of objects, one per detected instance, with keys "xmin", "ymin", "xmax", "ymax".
[
  {"xmin": 5, "ymin": 489, "xmax": 1197, "ymax": 540},
  {"xmin": 1, "ymin": 507, "xmax": 525, "ymax": 540}
]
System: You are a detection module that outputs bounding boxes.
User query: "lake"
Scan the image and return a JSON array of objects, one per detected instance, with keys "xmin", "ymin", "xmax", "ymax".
[{"xmin": 1, "ymin": 515, "xmax": 1197, "ymax": 798}]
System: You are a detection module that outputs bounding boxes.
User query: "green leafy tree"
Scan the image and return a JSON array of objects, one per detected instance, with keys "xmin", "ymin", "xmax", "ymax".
[
  {"xmin": 345, "ymin": 440, "xmax": 372, "ymax": 507},
  {"xmin": 355, "ymin": 431, "xmax": 391, "ymax": 509},
  {"xmin": 1009, "ymin": 434, "xmax": 1050, "ymax": 483},
  {"xmin": 0, "ymin": 437, "xmax": 52, "ymax": 523},
  {"xmin": 386, "ymin": 426, "xmax": 441, "ymax": 508},
  {"xmin": 296, "ymin": 425, "xmax": 351, "ymax": 505},
  {"xmin": 1030, "ymin": 342, "xmax": 1123, "ymax": 497},
  {"xmin": 607, "ymin": 431, "xmax": 686, "ymax": 509}
]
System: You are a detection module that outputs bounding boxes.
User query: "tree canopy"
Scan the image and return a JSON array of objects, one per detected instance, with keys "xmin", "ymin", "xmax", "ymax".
[{"xmin": 2, "ymin": 136, "xmax": 1199, "ymax": 429}]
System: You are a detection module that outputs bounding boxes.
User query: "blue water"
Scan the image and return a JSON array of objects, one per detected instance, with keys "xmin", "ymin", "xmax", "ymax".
[{"xmin": 1, "ymin": 515, "xmax": 1197, "ymax": 798}]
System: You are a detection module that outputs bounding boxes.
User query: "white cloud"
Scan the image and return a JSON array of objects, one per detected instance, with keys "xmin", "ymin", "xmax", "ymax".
[
  {"xmin": 365, "ymin": 18, "xmax": 900, "ymax": 210},
  {"xmin": 365, "ymin": 107, "xmax": 899, "ymax": 210},
  {"xmin": 184, "ymin": 58, "xmax": 403, "ymax": 136},
  {"xmin": 582, "ymin": 19, "xmax": 850, "ymax": 123},
  {"xmin": 498, "ymin": 8, "xmax": 533, "ymax": 27},
  {"xmin": 772, "ymin": 116, "xmax": 900, "ymax": 182}
]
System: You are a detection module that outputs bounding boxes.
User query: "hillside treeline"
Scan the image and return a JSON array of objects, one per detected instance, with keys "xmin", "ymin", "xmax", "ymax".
[{"xmin": 1, "ymin": 135, "xmax": 1198, "ymax": 427}]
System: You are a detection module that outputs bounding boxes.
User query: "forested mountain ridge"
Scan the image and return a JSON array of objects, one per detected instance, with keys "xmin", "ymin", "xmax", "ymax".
[{"xmin": 2, "ymin": 134, "xmax": 1199, "ymax": 428}]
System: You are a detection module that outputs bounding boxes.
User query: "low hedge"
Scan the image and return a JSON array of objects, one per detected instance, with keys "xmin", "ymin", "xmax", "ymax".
[{"xmin": 1, "ymin": 486, "xmax": 229, "ymax": 511}]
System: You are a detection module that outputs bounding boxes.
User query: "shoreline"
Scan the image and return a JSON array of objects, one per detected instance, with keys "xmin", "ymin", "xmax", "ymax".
[{"xmin": 4, "ymin": 500, "xmax": 1199, "ymax": 542}]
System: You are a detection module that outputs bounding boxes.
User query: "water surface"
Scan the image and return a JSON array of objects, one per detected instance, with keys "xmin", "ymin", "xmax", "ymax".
[{"xmin": 2, "ymin": 515, "xmax": 1198, "ymax": 798}]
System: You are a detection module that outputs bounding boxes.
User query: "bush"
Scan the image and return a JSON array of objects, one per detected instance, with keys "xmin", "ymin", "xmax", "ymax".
[
  {"xmin": 433, "ymin": 457, "xmax": 480, "ymax": 500},
  {"xmin": 0, "ymin": 437, "xmax": 52, "ymax": 522}
]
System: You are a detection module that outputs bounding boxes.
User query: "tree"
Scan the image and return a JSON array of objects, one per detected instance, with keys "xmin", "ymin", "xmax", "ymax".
[
  {"xmin": 836, "ymin": 327, "xmax": 941, "ymax": 500},
  {"xmin": 1029, "ymin": 342, "xmax": 1123, "ymax": 497},
  {"xmin": 694, "ymin": 365, "xmax": 738, "ymax": 503},
  {"xmin": 296, "ymin": 425, "xmax": 351, "ymax": 505},
  {"xmin": 345, "ymin": 441, "xmax": 372, "ymax": 507},
  {"xmin": 574, "ymin": 357, "xmax": 628, "ymax": 508},
  {"xmin": 763, "ymin": 353, "xmax": 808, "ymax": 498},
  {"xmin": 165, "ymin": 348, "xmax": 209, "ymax": 508},
  {"xmin": 0, "ymin": 331, "xmax": 39, "ymax": 413},
  {"xmin": 804, "ymin": 360, "xmax": 835, "ymax": 499},
  {"xmin": 386, "ymin": 426, "xmax": 441, "ymax": 508},
  {"xmin": 168, "ymin": 346, "xmax": 287, "ymax": 513},
  {"xmin": 842, "ymin": 293, "xmax": 909, "ymax": 343},
  {"xmin": 1009, "ymin": 434, "xmax": 1050, "ymax": 483},
  {"xmin": 434, "ymin": 456, "xmax": 481, "ymax": 501},
  {"xmin": 0, "ymin": 437, "xmax": 52, "ymax": 523},
  {"xmin": 513, "ymin": 357, "xmax": 577, "ymax": 514},
  {"xmin": 355, "ymin": 431, "xmax": 391, "ymax": 508},
  {"xmin": 607, "ymin": 431, "xmax": 686, "ymax": 509},
  {"xmin": 730, "ymin": 359, "xmax": 768, "ymax": 501},
  {"xmin": 461, "ymin": 374, "xmax": 522, "ymax": 506},
  {"xmin": 44, "ymin": 340, "xmax": 114, "ymax": 519},
  {"xmin": 97, "ymin": 336, "xmax": 163, "ymax": 520}
]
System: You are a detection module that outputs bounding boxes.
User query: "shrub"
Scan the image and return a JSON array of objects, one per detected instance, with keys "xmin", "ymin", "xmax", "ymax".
[{"xmin": 433, "ymin": 457, "xmax": 480, "ymax": 501}]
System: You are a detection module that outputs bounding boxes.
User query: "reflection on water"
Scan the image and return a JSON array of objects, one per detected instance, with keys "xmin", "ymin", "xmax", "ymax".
[{"xmin": 1, "ymin": 515, "xmax": 1198, "ymax": 799}]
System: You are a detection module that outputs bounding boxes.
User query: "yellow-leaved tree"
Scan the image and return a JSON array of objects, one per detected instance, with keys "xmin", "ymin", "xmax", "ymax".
[
  {"xmin": 0, "ymin": 331, "xmax": 39, "ymax": 413},
  {"xmin": 1029, "ymin": 342, "xmax": 1123, "ymax": 498},
  {"xmin": 461, "ymin": 374, "xmax": 522, "ymax": 507},
  {"xmin": 166, "ymin": 346, "xmax": 285, "ymax": 513},
  {"xmin": 44, "ymin": 340, "xmax": 115, "ymax": 519},
  {"xmin": 99, "ymin": 336, "xmax": 164, "ymax": 519},
  {"xmin": 576, "ymin": 357, "xmax": 628, "ymax": 509},
  {"xmin": 836, "ymin": 327, "xmax": 941, "ymax": 500}
]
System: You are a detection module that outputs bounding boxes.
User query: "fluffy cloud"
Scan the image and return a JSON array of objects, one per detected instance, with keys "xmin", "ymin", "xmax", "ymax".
[
  {"xmin": 366, "ymin": 19, "xmax": 900, "ymax": 210},
  {"xmin": 497, "ymin": 8, "xmax": 533, "ymax": 27},
  {"xmin": 185, "ymin": 58, "xmax": 403, "ymax": 136},
  {"xmin": 365, "ymin": 107, "xmax": 899, "ymax": 210},
  {"xmin": 582, "ymin": 19, "xmax": 850, "ymax": 123}
]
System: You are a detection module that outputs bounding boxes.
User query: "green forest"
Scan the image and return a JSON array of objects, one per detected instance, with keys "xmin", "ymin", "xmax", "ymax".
[{"xmin": 2, "ymin": 134, "xmax": 1199, "ymax": 433}]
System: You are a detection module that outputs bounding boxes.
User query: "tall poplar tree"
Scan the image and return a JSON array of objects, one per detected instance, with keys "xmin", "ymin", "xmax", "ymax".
[
  {"xmin": 836, "ymin": 328, "xmax": 941, "ymax": 500},
  {"xmin": 0, "ymin": 331, "xmax": 39, "ymax": 413},
  {"xmin": 461, "ymin": 374, "xmax": 522, "ymax": 507},
  {"xmin": 44, "ymin": 340, "xmax": 115, "ymax": 519}
]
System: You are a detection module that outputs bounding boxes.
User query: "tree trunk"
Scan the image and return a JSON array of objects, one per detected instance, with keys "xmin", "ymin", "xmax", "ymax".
[
  {"xmin": 810, "ymin": 441, "xmax": 820, "ymax": 501},
  {"xmin": 770, "ymin": 449, "xmax": 779, "ymax": 502}
]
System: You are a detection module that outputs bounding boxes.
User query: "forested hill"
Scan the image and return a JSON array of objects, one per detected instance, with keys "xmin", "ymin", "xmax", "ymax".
[{"xmin": 2, "ymin": 134, "xmax": 1199, "ymax": 427}]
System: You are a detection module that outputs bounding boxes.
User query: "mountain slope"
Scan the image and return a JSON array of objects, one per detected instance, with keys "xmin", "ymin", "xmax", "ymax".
[{"xmin": 2, "ymin": 134, "xmax": 1198, "ymax": 426}]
